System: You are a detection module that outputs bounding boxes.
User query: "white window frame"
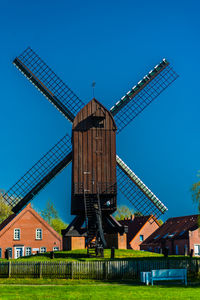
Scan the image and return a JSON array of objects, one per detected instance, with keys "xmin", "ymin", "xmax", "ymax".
[
  {"xmin": 40, "ymin": 247, "xmax": 46, "ymax": 253},
  {"xmin": 25, "ymin": 247, "xmax": 32, "ymax": 256},
  {"xmin": 14, "ymin": 228, "xmax": 20, "ymax": 240},
  {"xmin": 194, "ymin": 244, "xmax": 200, "ymax": 256},
  {"xmin": 53, "ymin": 246, "xmax": 59, "ymax": 251},
  {"xmin": 36, "ymin": 228, "xmax": 42, "ymax": 240},
  {"xmin": 14, "ymin": 246, "xmax": 24, "ymax": 259}
]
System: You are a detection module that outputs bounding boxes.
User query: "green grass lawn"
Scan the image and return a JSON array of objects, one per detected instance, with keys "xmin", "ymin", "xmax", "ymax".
[
  {"xmin": 0, "ymin": 280, "xmax": 200, "ymax": 300},
  {"xmin": 0, "ymin": 249, "xmax": 194, "ymax": 262},
  {"xmin": 10, "ymin": 249, "xmax": 163, "ymax": 262}
]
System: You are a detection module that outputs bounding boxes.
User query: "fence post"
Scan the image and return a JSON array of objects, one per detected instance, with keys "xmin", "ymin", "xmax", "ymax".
[
  {"xmin": 103, "ymin": 262, "xmax": 106, "ymax": 280},
  {"xmin": 195, "ymin": 259, "xmax": 199, "ymax": 274},
  {"xmin": 39, "ymin": 262, "xmax": 42, "ymax": 278},
  {"xmin": 71, "ymin": 262, "xmax": 73, "ymax": 279},
  {"xmin": 8, "ymin": 261, "xmax": 12, "ymax": 278}
]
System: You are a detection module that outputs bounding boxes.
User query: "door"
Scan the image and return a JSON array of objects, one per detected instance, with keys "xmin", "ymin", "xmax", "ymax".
[{"xmin": 15, "ymin": 247, "xmax": 23, "ymax": 259}]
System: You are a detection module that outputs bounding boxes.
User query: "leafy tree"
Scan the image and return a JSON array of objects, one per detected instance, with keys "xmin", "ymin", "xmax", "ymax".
[
  {"xmin": 40, "ymin": 200, "xmax": 67, "ymax": 235},
  {"xmin": 0, "ymin": 193, "xmax": 12, "ymax": 223},
  {"xmin": 191, "ymin": 171, "xmax": 200, "ymax": 226},
  {"xmin": 50, "ymin": 218, "xmax": 68, "ymax": 235},
  {"xmin": 157, "ymin": 219, "xmax": 163, "ymax": 225},
  {"xmin": 191, "ymin": 171, "xmax": 200, "ymax": 210},
  {"xmin": 134, "ymin": 211, "xmax": 143, "ymax": 217},
  {"xmin": 41, "ymin": 200, "xmax": 58, "ymax": 224},
  {"xmin": 114, "ymin": 205, "xmax": 134, "ymax": 221}
]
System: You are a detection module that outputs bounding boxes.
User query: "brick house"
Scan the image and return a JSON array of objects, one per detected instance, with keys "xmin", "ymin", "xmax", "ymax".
[
  {"xmin": 140, "ymin": 214, "xmax": 200, "ymax": 256},
  {"xmin": 119, "ymin": 215, "xmax": 160, "ymax": 250},
  {"xmin": 0, "ymin": 204, "xmax": 62, "ymax": 259}
]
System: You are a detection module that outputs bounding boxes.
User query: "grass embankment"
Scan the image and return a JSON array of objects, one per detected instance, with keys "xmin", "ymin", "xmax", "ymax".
[
  {"xmin": 0, "ymin": 281, "xmax": 200, "ymax": 300},
  {"xmin": 16, "ymin": 249, "xmax": 163, "ymax": 262},
  {"xmin": 0, "ymin": 249, "xmax": 193, "ymax": 262}
]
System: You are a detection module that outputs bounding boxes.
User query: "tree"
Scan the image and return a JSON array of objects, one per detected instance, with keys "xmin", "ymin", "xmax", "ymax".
[
  {"xmin": 0, "ymin": 194, "xmax": 12, "ymax": 223},
  {"xmin": 50, "ymin": 218, "xmax": 68, "ymax": 235},
  {"xmin": 191, "ymin": 171, "xmax": 200, "ymax": 210},
  {"xmin": 40, "ymin": 200, "xmax": 67, "ymax": 235},
  {"xmin": 157, "ymin": 219, "xmax": 163, "ymax": 225},
  {"xmin": 41, "ymin": 200, "xmax": 58, "ymax": 224},
  {"xmin": 191, "ymin": 171, "xmax": 200, "ymax": 226},
  {"xmin": 114, "ymin": 205, "xmax": 134, "ymax": 221}
]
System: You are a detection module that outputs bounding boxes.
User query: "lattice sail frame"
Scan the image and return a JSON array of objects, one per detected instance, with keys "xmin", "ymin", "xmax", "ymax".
[
  {"xmin": 3, "ymin": 47, "xmax": 178, "ymax": 217},
  {"xmin": 110, "ymin": 59, "xmax": 179, "ymax": 133},
  {"xmin": 3, "ymin": 134, "xmax": 72, "ymax": 212},
  {"xmin": 13, "ymin": 47, "xmax": 84, "ymax": 122},
  {"xmin": 116, "ymin": 155, "xmax": 167, "ymax": 218}
]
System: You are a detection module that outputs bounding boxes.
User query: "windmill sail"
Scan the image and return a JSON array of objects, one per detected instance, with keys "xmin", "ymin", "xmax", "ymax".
[
  {"xmin": 116, "ymin": 155, "xmax": 167, "ymax": 218},
  {"xmin": 13, "ymin": 47, "xmax": 85, "ymax": 122},
  {"xmin": 110, "ymin": 59, "xmax": 178, "ymax": 133},
  {"xmin": 2, "ymin": 134, "xmax": 72, "ymax": 213}
]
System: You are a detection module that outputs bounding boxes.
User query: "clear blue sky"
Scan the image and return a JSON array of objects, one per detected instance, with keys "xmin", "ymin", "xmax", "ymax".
[{"xmin": 0, "ymin": 0, "xmax": 200, "ymax": 223}]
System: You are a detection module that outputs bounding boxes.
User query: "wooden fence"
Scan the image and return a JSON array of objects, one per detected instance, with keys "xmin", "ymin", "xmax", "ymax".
[{"xmin": 0, "ymin": 258, "xmax": 200, "ymax": 279}]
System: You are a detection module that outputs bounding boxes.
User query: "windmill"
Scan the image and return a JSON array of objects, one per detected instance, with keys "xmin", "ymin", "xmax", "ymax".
[{"xmin": 3, "ymin": 47, "xmax": 178, "ymax": 256}]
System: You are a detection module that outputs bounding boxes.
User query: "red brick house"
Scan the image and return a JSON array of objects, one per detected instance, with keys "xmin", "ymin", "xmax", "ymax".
[
  {"xmin": 0, "ymin": 204, "xmax": 62, "ymax": 259},
  {"xmin": 119, "ymin": 215, "xmax": 160, "ymax": 250},
  {"xmin": 140, "ymin": 214, "xmax": 200, "ymax": 256}
]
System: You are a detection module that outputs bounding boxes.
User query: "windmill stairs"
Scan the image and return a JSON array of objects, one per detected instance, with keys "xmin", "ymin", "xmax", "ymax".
[{"xmin": 84, "ymin": 187, "xmax": 106, "ymax": 257}]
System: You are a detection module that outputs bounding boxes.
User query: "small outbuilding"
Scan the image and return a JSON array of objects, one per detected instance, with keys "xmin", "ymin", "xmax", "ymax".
[
  {"xmin": 0, "ymin": 204, "xmax": 62, "ymax": 259},
  {"xmin": 140, "ymin": 214, "xmax": 200, "ymax": 256},
  {"xmin": 119, "ymin": 215, "xmax": 160, "ymax": 250}
]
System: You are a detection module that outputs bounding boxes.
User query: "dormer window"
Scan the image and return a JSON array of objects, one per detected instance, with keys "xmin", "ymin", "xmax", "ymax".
[{"xmin": 14, "ymin": 229, "xmax": 20, "ymax": 240}]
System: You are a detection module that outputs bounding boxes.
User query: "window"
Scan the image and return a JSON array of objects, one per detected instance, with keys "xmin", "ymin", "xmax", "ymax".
[
  {"xmin": 168, "ymin": 233, "xmax": 175, "ymax": 238},
  {"xmin": 140, "ymin": 235, "xmax": 144, "ymax": 242},
  {"xmin": 163, "ymin": 233, "xmax": 169, "ymax": 239},
  {"xmin": 194, "ymin": 245, "xmax": 200, "ymax": 256},
  {"xmin": 53, "ymin": 247, "xmax": 59, "ymax": 251},
  {"xmin": 184, "ymin": 244, "xmax": 188, "ymax": 255},
  {"xmin": 25, "ymin": 247, "xmax": 32, "ymax": 256},
  {"xmin": 40, "ymin": 247, "xmax": 46, "ymax": 253},
  {"xmin": 0, "ymin": 248, "xmax": 1, "ymax": 258},
  {"xmin": 6, "ymin": 248, "xmax": 12, "ymax": 259},
  {"xmin": 14, "ymin": 229, "xmax": 20, "ymax": 240},
  {"xmin": 179, "ymin": 230, "xmax": 186, "ymax": 236},
  {"xmin": 36, "ymin": 229, "xmax": 42, "ymax": 240}
]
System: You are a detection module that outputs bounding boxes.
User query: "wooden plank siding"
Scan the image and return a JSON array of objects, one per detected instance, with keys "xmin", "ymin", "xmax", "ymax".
[{"xmin": 71, "ymin": 99, "xmax": 117, "ymax": 215}]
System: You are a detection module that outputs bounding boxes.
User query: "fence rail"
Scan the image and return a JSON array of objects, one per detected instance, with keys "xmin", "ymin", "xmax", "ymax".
[{"xmin": 0, "ymin": 258, "xmax": 200, "ymax": 279}]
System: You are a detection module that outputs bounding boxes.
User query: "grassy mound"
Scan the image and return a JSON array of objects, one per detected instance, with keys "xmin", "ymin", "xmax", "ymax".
[{"xmin": 15, "ymin": 249, "xmax": 163, "ymax": 261}]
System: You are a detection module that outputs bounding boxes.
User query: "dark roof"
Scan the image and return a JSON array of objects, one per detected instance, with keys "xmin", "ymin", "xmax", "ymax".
[
  {"xmin": 0, "ymin": 214, "xmax": 16, "ymax": 231},
  {"xmin": 141, "ymin": 214, "xmax": 199, "ymax": 246},
  {"xmin": 119, "ymin": 215, "xmax": 151, "ymax": 243}
]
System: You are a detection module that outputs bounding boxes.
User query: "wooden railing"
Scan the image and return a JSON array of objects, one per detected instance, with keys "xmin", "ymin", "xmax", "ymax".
[{"xmin": 0, "ymin": 258, "xmax": 199, "ymax": 279}]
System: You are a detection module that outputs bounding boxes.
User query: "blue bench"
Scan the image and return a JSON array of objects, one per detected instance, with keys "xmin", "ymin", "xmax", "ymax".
[{"xmin": 151, "ymin": 269, "xmax": 187, "ymax": 286}]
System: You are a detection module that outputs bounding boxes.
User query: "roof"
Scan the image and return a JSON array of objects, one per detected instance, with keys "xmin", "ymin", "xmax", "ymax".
[
  {"xmin": 0, "ymin": 204, "xmax": 62, "ymax": 241},
  {"xmin": 0, "ymin": 214, "xmax": 16, "ymax": 231},
  {"xmin": 119, "ymin": 215, "xmax": 154, "ymax": 243},
  {"xmin": 141, "ymin": 214, "xmax": 199, "ymax": 246}
]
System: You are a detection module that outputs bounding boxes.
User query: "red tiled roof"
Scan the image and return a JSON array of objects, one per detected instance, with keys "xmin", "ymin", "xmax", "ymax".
[
  {"xmin": 0, "ymin": 214, "xmax": 16, "ymax": 231},
  {"xmin": 119, "ymin": 215, "xmax": 151, "ymax": 243},
  {"xmin": 141, "ymin": 214, "xmax": 199, "ymax": 246}
]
